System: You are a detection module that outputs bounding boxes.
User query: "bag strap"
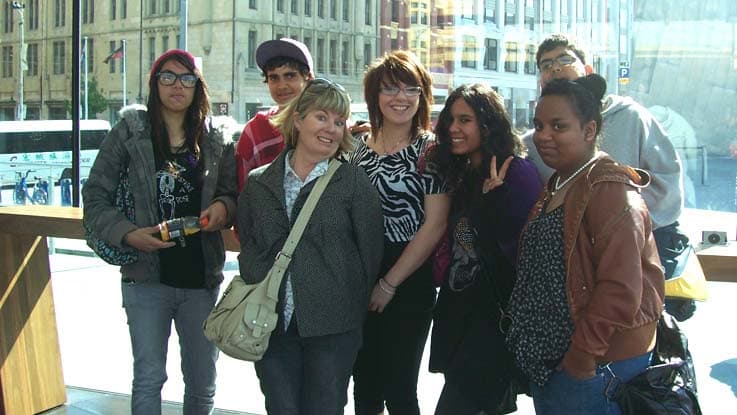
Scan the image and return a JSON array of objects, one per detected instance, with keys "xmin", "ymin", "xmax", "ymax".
[{"xmin": 265, "ymin": 159, "xmax": 341, "ymax": 299}]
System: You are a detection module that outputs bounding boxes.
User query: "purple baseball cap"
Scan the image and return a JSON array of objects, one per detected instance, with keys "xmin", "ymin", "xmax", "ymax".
[{"xmin": 256, "ymin": 38, "xmax": 314, "ymax": 75}]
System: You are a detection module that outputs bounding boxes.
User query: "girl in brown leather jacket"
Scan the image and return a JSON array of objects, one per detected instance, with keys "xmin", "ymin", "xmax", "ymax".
[{"xmin": 506, "ymin": 74, "xmax": 665, "ymax": 415}]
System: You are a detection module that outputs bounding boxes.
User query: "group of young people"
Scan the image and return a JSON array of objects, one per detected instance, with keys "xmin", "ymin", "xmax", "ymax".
[{"xmin": 83, "ymin": 33, "xmax": 682, "ymax": 415}]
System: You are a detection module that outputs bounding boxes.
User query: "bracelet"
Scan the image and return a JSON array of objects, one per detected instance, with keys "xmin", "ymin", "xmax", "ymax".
[
  {"xmin": 381, "ymin": 278, "xmax": 397, "ymax": 289},
  {"xmin": 377, "ymin": 278, "xmax": 396, "ymax": 295}
]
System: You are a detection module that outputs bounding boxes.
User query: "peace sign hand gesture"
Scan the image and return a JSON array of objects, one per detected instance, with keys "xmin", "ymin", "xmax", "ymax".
[{"xmin": 482, "ymin": 155, "xmax": 513, "ymax": 194}]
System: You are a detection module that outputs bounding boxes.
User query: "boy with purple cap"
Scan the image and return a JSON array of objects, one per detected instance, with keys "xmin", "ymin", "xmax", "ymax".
[{"xmin": 235, "ymin": 38, "xmax": 314, "ymax": 190}]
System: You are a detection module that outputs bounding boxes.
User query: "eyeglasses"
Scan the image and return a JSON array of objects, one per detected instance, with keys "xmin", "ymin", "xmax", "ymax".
[
  {"xmin": 156, "ymin": 71, "xmax": 198, "ymax": 88},
  {"xmin": 307, "ymin": 77, "xmax": 347, "ymax": 93},
  {"xmin": 379, "ymin": 85, "xmax": 422, "ymax": 97},
  {"xmin": 538, "ymin": 54, "xmax": 578, "ymax": 72}
]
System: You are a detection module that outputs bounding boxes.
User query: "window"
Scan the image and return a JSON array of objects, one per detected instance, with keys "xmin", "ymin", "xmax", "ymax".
[
  {"xmin": 484, "ymin": 38, "xmax": 497, "ymax": 70},
  {"xmin": 53, "ymin": 41, "xmax": 66, "ymax": 75},
  {"xmin": 524, "ymin": 0, "xmax": 535, "ymax": 30},
  {"xmin": 318, "ymin": 0, "xmax": 324, "ymax": 18},
  {"xmin": 291, "ymin": 0, "xmax": 297, "ymax": 14},
  {"xmin": 342, "ymin": 40, "xmax": 349, "ymax": 75},
  {"xmin": 108, "ymin": 40, "xmax": 117, "ymax": 73},
  {"xmin": 317, "ymin": 38, "xmax": 325, "ymax": 73},
  {"xmin": 121, "ymin": 0, "xmax": 126, "ymax": 18},
  {"xmin": 26, "ymin": 43, "xmax": 38, "ymax": 76},
  {"xmin": 363, "ymin": 42, "xmax": 371, "ymax": 68},
  {"xmin": 149, "ymin": 0, "xmax": 156, "ymax": 14},
  {"xmin": 391, "ymin": 0, "xmax": 399, "ymax": 22},
  {"xmin": 461, "ymin": 36, "xmax": 477, "ymax": 68},
  {"xmin": 3, "ymin": 2, "xmax": 13, "ymax": 34},
  {"xmin": 148, "ymin": 37, "xmax": 156, "ymax": 70},
  {"xmin": 504, "ymin": 1, "xmax": 516, "ymax": 25},
  {"xmin": 305, "ymin": 0, "xmax": 311, "ymax": 16},
  {"xmin": 55, "ymin": 0, "xmax": 66, "ymax": 27},
  {"xmin": 330, "ymin": 0, "xmax": 336, "ymax": 19},
  {"xmin": 249, "ymin": 0, "xmax": 256, "ymax": 10},
  {"xmin": 461, "ymin": 0, "xmax": 475, "ymax": 21},
  {"xmin": 163, "ymin": 0, "xmax": 170, "ymax": 14},
  {"xmin": 329, "ymin": 39, "xmax": 337, "ymax": 73},
  {"xmin": 303, "ymin": 36, "xmax": 312, "ymax": 51},
  {"xmin": 484, "ymin": 0, "xmax": 496, "ymax": 23},
  {"xmin": 1, "ymin": 46, "xmax": 12, "ymax": 78},
  {"xmin": 524, "ymin": 44, "xmax": 536, "ymax": 74},
  {"xmin": 542, "ymin": 0, "xmax": 552, "ymax": 25},
  {"xmin": 343, "ymin": 0, "xmax": 349, "ymax": 21},
  {"xmin": 162, "ymin": 35, "xmax": 169, "ymax": 52},
  {"xmin": 82, "ymin": 0, "xmax": 95, "ymax": 24},
  {"xmin": 28, "ymin": 0, "xmax": 39, "ymax": 30},
  {"xmin": 248, "ymin": 30, "xmax": 256, "ymax": 69},
  {"xmin": 277, "ymin": 0, "xmax": 283, "ymax": 12},
  {"xmin": 364, "ymin": 0, "xmax": 371, "ymax": 25},
  {"xmin": 110, "ymin": 0, "xmax": 116, "ymax": 19},
  {"xmin": 504, "ymin": 41, "xmax": 518, "ymax": 72},
  {"xmin": 85, "ymin": 38, "xmax": 95, "ymax": 73}
]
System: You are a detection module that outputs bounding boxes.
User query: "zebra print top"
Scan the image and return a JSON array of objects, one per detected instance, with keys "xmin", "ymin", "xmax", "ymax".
[{"xmin": 344, "ymin": 131, "xmax": 447, "ymax": 243}]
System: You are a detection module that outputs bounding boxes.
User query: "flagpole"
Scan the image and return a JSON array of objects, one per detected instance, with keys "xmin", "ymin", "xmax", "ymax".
[
  {"xmin": 83, "ymin": 36, "xmax": 88, "ymax": 119},
  {"xmin": 122, "ymin": 39, "xmax": 127, "ymax": 107}
]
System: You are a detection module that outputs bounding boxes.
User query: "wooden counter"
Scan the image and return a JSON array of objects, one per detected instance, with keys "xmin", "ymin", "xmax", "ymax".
[
  {"xmin": 695, "ymin": 242, "xmax": 737, "ymax": 283},
  {"xmin": 0, "ymin": 206, "xmax": 76, "ymax": 414}
]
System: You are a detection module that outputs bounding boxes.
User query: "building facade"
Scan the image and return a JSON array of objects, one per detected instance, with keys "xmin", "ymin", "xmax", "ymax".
[{"xmin": 0, "ymin": 0, "xmax": 379, "ymax": 122}]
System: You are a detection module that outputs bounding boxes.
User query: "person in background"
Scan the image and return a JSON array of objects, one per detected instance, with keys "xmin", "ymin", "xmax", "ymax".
[
  {"xmin": 344, "ymin": 50, "xmax": 450, "ymax": 415},
  {"xmin": 236, "ymin": 38, "xmax": 314, "ymax": 191},
  {"xmin": 427, "ymin": 83, "xmax": 542, "ymax": 414},
  {"xmin": 522, "ymin": 33, "xmax": 692, "ymax": 320},
  {"xmin": 507, "ymin": 74, "xmax": 664, "ymax": 415},
  {"xmin": 237, "ymin": 78, "xmax": 384, "ymax": 414},
  {"xmin": 83, "ymin": 49, "xmax": 237, "ymax": 414}
]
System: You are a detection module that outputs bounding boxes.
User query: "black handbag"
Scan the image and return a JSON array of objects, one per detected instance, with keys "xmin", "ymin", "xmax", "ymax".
[
  {"xmin": 83, "ymin": 160, "xmax": 138, "ymax": 266},
  {"xmin": 614, "ymin": 312, "xmax": 702, "ymax": 415}
]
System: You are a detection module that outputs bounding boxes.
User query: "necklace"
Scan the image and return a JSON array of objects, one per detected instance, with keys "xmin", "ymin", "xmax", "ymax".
[
  {"xmin": 552, "ymin": 155, "xmax": 598, "ymax": 195},
  {"xmin": 377, "ymin": 131, "xmax": 410, "ymax": 155}
]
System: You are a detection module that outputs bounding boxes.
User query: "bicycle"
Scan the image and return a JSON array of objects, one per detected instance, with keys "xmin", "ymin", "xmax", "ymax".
[
  {"xmin": 30, "ymin": 176, "xmax": 49, "ymax": 205},
  {"xmin": 13, "ymin": 169, "xmax": 33, "ymax": 205}
]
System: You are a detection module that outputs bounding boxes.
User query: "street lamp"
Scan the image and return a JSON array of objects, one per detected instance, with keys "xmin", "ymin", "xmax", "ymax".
[{"xmin": 11, "ymin": 1, "xmax": 25, "ymax": 121}]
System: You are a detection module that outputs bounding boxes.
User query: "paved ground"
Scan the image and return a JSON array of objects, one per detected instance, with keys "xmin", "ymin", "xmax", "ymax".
[{"xmin": 46, "ymin": 239, "xmax": 736, "ymax": 414}]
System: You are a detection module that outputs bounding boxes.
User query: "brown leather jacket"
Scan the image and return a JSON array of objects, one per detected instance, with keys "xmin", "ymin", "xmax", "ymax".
[{"xmin": 527, "ymin": 153, "xmax": 665, "ymax": 374}]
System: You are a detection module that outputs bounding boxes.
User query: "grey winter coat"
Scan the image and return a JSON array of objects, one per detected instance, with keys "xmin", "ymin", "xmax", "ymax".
[
  {"xmin": 237, "ymin": 150, "xmax": 384, "ymax": 337},
  {"xmin": 82, "ymin": 105, "xmax": 237, "ymax": 288}
]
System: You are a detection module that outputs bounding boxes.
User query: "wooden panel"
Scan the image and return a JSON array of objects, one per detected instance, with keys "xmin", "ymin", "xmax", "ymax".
[
  {"xmin": 0, "ymin": 206, "xmax": 84, "ymax": 240},
  {"xmin": 0, "ymin": 233, "xmax": 66, "ymax": 414},
  {"xmin": 696, "ymin": 243, "xmax": 737, "ymax": 283}
]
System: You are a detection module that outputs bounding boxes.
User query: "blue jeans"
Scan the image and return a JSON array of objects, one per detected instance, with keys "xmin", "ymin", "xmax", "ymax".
[
  {"xmin": 530, "ymin": 351, "xmax": 652, "ymax": 415},
  {"xmin": 122, "ymin": 281, "xmax": 219, "ymax": 415},
  {"xmin": 254, "ymin": 322, "xmax": 362, "ymax": 415}
]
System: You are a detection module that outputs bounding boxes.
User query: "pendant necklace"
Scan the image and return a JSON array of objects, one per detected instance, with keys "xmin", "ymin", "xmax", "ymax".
[
  {"xmin": 378, "ymin": 131, "xmax": 409, "ymax": 155},
  {"xmin": 552, "ymin": 155, "xmax": 598, "ymax": 196}
]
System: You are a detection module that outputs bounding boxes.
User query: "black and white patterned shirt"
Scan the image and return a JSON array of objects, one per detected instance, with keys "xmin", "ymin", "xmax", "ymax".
[
  {"xmin": 344, "ymin": 132, "xmax": 446, "ymax": 243},
  {"xmin": 507, "ymin": 206, "xmax": 574, "ymax": 386}
]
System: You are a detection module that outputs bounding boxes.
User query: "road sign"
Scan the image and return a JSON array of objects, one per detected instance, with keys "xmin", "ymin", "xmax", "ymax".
[{"xmin": 619, "ymin": 65, "xmax": 630, "ymax": 85}]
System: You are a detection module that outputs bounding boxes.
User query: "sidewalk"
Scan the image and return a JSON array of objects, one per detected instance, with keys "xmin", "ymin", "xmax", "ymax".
[{"xmin": 48, "ymin": 240, "xmax": 735, "ymax": 414}]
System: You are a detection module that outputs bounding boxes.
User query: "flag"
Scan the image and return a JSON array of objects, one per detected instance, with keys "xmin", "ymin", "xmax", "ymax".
[{"xmin": 103, "ymin": 46, "xmax": 124, "ymax": 64}]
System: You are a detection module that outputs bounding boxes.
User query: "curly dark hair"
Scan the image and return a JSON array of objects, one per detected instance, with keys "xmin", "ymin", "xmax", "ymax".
[
  {"xmin": 428, "ymin": 84, "xmax": 525, "ymax": 198},
  {"xmin": 147, "ymin": 51, "xmax": 210, "ymax": 164}
]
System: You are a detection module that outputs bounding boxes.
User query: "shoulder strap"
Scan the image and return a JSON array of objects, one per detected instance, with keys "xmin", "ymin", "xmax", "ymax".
[{"xmin": 265, "ymin": 159, "xmax": 341, "ymax": 298}]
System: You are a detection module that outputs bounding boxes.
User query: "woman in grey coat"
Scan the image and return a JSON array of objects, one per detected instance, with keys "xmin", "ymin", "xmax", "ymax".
[
  {"xmin": 237, "ymin": 78, "xmax": 384, "ymax": 414},
  {"xmin": 82, "ymin": 49, "xmax": 237, "ymax": 415}
]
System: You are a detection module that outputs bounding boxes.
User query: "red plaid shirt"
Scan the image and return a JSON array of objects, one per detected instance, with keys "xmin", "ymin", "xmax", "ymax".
[{"xmin": 236, "ymin": 106, "xmax": 286, "ymax": 191}]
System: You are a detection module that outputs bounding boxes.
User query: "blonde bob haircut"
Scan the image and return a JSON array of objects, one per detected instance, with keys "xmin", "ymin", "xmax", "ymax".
[{"xmin": 271, "ymin": 78, "xmax": 354, "ymax": 156}]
